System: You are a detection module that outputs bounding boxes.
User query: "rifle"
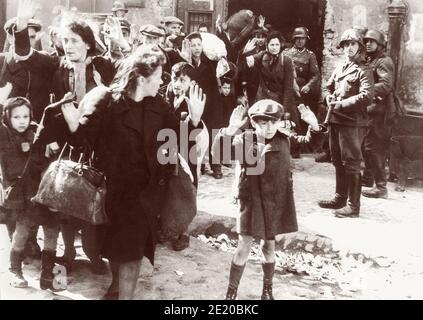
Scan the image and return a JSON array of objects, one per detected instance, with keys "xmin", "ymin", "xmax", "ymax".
[{"xmin": 321, "ymin": 97, "xmax": 355, "ymax": 131}]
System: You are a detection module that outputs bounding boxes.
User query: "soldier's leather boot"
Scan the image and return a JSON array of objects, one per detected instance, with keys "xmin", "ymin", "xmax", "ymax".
[
  {"xmin": 318, "ymin": 167, "xmax": 348, "ymax": 209},
  {"xmin": 362, "ymin": 186, "xmax": 388, "ymax": 199},
  {"xmin": 335, "ymin": 173, "xmax": 361, "ymax": 218}
]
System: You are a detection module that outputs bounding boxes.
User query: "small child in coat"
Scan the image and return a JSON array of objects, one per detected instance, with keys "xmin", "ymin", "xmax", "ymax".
[
  {"xmin": 0, "ymin": 97, "xmax": 46, "ymax": 288},
  {"xmin": 212, "ymin": 99, "xmax": 323, "ymax": 300}
]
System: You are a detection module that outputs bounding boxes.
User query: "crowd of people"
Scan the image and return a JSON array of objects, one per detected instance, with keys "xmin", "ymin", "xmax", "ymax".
[{"xmin": 0, "ymin": 0, "xmax": 399, "ymax": 300}]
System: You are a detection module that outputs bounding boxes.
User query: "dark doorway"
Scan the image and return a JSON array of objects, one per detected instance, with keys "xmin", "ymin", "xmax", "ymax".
[{"xmin": 228, "ymin": 0, "xmax": 326, "ymax": 67}]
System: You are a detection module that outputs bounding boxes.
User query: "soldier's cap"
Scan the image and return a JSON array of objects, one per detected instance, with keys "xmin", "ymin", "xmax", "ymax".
[
  {"xmin": 140, "ymin": 24, "xmax": 165, "ymax": 38},
  {"xmin": 162, "ymin": 16, "xmax": 184, "ymax": 26},
  {"xmin": 4, "ymin": 17, "xmax": 42, "ymax": 35},
  {"xmin": 118, "ymin": 18, "xmax": 131, "ymax": 31},
  {"xmin": 111, "ymin": 1, "xmax": 128, "ymax": 12},
  {"xmin": 248, "ymin": 99, "xmax": 284, "ymax": 121},
  {"xmin": 252, "ymin": 28, "xmax": 267, "ymax": 37}
]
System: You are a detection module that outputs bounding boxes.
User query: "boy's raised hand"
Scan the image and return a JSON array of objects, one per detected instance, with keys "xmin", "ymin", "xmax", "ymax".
[
  {"xmin": 185, "ymin": 84, "xmax": 206, "ymax": 127},
  {"xmin": 227, "ymin": 105, "xmax": 248, "ymax": 135},
  {"xmin": 178, "ymin": 39, "xmax": 192, "ymax": 64},
  {"xmin": 243, "ymin": 38, "xmax": 256, "ymax": 55},
  {"xmin": 297, "ymin": 104, "xmax": 319, "ymax": 131}
]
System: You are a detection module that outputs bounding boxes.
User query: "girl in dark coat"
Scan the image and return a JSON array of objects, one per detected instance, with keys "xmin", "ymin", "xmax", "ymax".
[
  {"xmin": 0, "ymin": 97, "xmax": 48, "ymax": 288},
  {"xmin": 59, "ymin": 44, "xmax": 205, "ymax": 300},
  {"xmin": 213, "ymin": 100, "xmax": 323, "ymax": 300}
]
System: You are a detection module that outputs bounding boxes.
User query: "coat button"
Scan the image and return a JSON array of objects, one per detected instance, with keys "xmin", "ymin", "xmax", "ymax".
[{"xmin": 159, "ymin": 179, "xmax": 165, "ymax": 186}]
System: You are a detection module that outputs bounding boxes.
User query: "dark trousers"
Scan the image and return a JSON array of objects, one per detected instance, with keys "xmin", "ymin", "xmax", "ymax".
[
  {"xmin": 329, "ymin": 125, "xmax": 366, "ymax": 209},
  {"xmin": 330, "ymin": 124, "xmax": 366, "ymax": 174},
  {"xmin": 362, "ymin": 116, "xmax": 390, "ymax": 190}
]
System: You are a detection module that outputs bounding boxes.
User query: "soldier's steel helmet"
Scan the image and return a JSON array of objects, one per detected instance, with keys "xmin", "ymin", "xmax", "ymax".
[
  {"xmin": 292, "ymin": 27, "xmax": 310, "ymax": 40},
  {"xmin": 337, "ymin": 28, "xmax": 365, "ymax": 49},
  {"xmin": 364, "ymin": 30, "xmax": 386, "ymax": 47}
]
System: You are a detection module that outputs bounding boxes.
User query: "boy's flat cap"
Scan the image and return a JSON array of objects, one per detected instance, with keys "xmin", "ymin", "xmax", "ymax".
[
  {"xmin": 162, "ymin": 16, "xmax": 184, "ymax": 26},
  {"xmin": 248, "ymin": 99, "xmax": 284, "ymax": 121}
]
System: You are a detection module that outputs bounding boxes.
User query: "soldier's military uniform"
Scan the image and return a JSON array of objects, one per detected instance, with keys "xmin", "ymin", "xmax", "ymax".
[
  {"xmin": 284, "ymin": 27, "xmax": 320, "ymax": 141},
  {"xmin": 318, "ymin": 29, "xmax": 374, "ymax": 218},
  {"xmin": 283, "ymin": 47, "xmax": 320, "ymax": 104},
  {"xmin": 362, "ymin": 30, "xmax": 396, "ymax": 198}
]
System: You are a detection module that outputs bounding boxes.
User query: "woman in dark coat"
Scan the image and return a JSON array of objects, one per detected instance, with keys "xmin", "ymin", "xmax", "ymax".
[
  {"xmin": 245, "ymin": 31, "xmax": 297, "ymax": 127},
  {"xmin": 13, "ymin": 17, "xmax": 114, "ymax": 104},
  {"xmin": 60, "ymin": 44, "xmax": 205, "ymax": 300},
  {"xmin": 13, "ymin": 4, "xmax": 116, "ymax": 276}
]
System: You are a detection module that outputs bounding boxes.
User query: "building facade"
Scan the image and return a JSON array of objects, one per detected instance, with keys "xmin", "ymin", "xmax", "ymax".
[{"xmin": 1, "ymin": 0, "xmax": 423, "ymax": 124}]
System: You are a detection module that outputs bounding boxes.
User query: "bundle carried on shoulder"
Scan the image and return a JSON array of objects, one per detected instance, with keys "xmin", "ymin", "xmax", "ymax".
[
  {"xmin": 200, "ymin": 32, "xmax": 227, "ymax": 61},
  {"xmin": 224, "ymin": 10, "xmax": 256, "ymax": 46}
]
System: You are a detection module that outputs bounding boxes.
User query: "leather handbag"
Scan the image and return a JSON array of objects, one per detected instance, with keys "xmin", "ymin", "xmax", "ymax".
[{"xmin": 32, "ymin": 143, "xmax": 108, "ymax": 225}]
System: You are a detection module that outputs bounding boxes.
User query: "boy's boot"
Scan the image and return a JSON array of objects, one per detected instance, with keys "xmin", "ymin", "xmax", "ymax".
[
  {"xmin": 318, "ymin": 167, "xmax": 348, "ymax": 209},
  {"xmin": 261, "ymin": 262, "xmax": 275, "ymax": 300},
  {"xmin": 225, "ymin": 262, "xmax": 246, "ymax": 300},
  {"xmin": 9, "ymin": 250, "xmax": 28, "ymax": 288}
]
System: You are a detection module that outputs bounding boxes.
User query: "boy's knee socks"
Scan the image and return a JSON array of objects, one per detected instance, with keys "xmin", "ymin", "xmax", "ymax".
[
  {"xmin": 262, "ymin": 262, "xmax": 275, "ymax": 284},
  {"xmin": 228, "ymin": 261, "xmax": 246, "ymax": 289}
]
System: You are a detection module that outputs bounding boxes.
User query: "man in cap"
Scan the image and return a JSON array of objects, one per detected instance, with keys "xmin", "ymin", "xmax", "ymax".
[
  {"xmin": 139, "ymin": 24, "xmax": 165, "ymax": 46},
  {"xmin": 162, "ymin": 16, "xmax": 185, "ymax": 50},
  {"xmin": 361, "ymin": 29, "xmax": 395, "ymax": 199},
  {"xmin": 111, "ymin": 1, "xmax": 128, "ymax": 19},
  {"xmin": 162, "ymin": 16, "xmax": 184, "ymax": 36}
]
